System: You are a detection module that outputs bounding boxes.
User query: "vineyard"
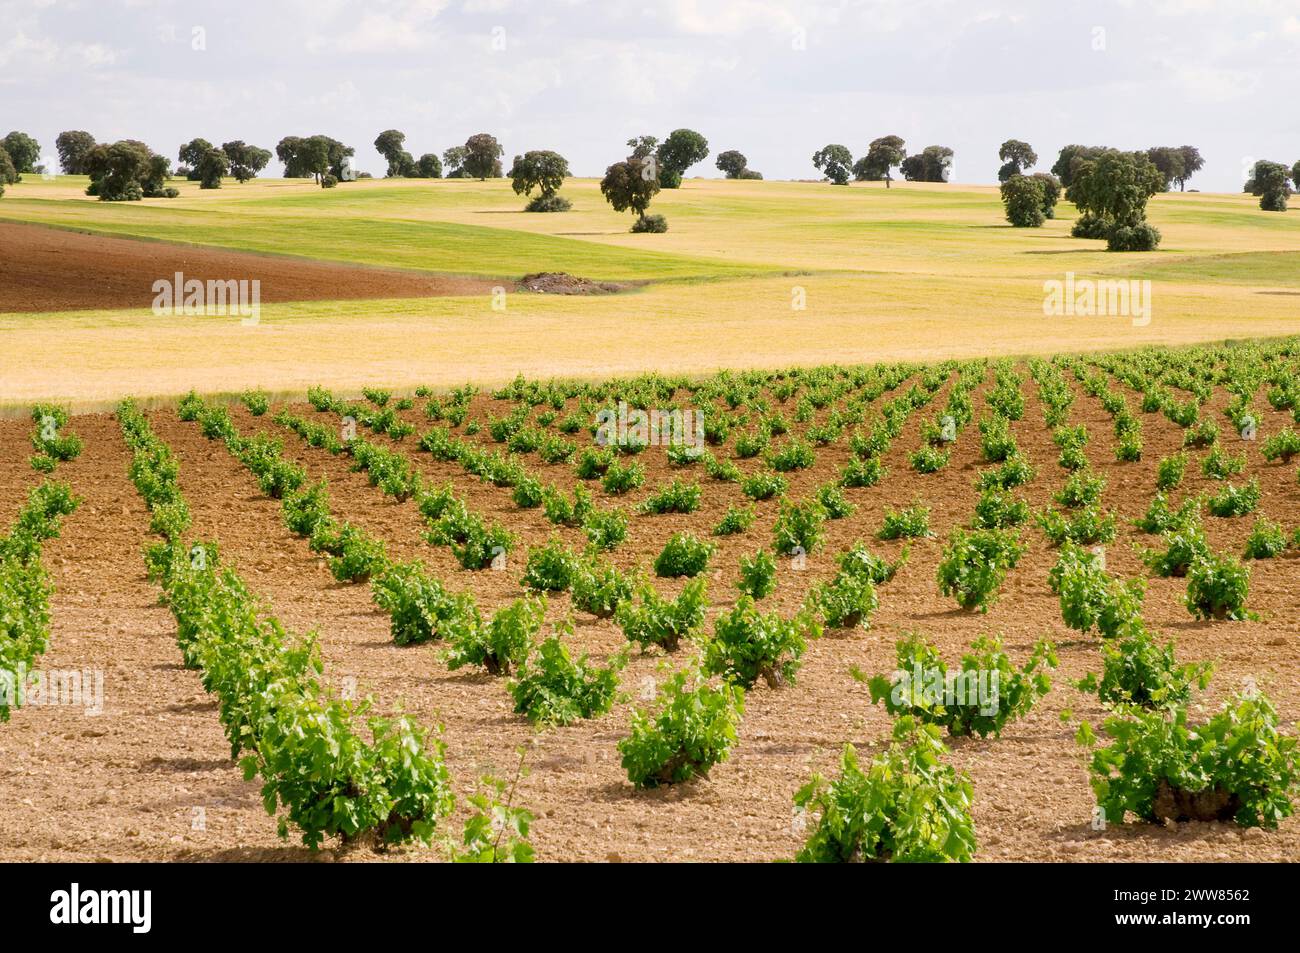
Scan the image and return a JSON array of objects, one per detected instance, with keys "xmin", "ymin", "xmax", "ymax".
[{"xmin": 3, "ymin": 338, "xmax": 1300, "ymax": 862}]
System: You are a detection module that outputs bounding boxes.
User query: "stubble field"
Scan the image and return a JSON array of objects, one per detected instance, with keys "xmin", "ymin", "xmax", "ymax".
[{"xmin": 2, "ymin": 174, "xmax": 1299, "ymax": 407}]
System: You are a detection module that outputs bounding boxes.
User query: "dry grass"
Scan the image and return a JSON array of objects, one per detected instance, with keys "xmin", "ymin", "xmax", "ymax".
[
  {"xmin": 6, "ymin": 274, "xmax": 1298, "ymax": 411},
  {"xmin": 2, "ymin": 175, "xmax": 1299, "ymax": 408}
]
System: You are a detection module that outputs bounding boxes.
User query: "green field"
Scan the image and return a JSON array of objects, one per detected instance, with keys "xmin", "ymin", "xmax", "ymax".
[{"xmin": 2, "ymin": 173, "xmax": 1299, "ymax": 407}]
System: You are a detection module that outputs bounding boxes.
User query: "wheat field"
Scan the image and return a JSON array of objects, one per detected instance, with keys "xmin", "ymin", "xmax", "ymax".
[{"xmin": 2, "ymin": 174, "xmax": 1298, "ymax": 408}]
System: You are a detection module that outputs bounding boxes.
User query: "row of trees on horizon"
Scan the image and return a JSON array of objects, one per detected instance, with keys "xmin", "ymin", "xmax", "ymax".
[{"xmin": 0, "ymin": 128, "xmax": 1295, "ymax": 229}]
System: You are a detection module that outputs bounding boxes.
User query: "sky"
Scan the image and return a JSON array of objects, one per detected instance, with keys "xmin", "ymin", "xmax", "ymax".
[{"xmin": 3, "ymin": 0, "xmax": 1298, "ymax": 191}]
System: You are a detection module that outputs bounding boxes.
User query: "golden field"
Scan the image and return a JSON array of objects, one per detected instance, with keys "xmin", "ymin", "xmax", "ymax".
[{"xmin": 2, "ymin": 174, "xmax": 1298, "ymax": 407}]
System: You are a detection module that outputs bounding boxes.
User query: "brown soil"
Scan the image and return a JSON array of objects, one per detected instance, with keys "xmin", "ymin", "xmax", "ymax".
[
  {"xmin": 518, "ymin": 272, "xmax": 629, "ymax": 295},
  {"xmin": 1, "ymin": 366, "xmax": 1299, "ymax": 862},
  {"xmin": 0, "ymin": 221, "xmax": 499, "ymax": 313}
]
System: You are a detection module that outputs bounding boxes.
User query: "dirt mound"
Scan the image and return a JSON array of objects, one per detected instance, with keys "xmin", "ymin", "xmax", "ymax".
[
  {"xmin": 0, "ymin": 221, "xmax": 500, "ymax": 313},
  {"xmin": 518, "ymin": 272, "xmax": 628, "ymax": 295}
]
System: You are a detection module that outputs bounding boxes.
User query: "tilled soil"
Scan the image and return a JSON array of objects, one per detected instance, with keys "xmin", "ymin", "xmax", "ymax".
[
  {"xmin": 0, "ymin": 221, "xmax": 499, "ymax": 313},
  {"xmin": 1, "ymin": 368, "xmax": 1298, "ymax": 862}
]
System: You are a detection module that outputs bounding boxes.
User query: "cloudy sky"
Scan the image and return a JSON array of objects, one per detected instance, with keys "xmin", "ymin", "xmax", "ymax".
[{"xmin": 3, "ymin": 0, "xmax": 1298, "ymax": 191}]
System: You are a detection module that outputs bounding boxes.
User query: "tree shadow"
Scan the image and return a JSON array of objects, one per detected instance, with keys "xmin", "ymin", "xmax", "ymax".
[{"xmin": 1020, "ymin": 248, "xmax": 1106, "ymax": 255}]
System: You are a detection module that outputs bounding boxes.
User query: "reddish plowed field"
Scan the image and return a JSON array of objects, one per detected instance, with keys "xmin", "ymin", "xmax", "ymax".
[{"xmin": 0, "ymin": 221, "xmax": 498, "ymax": 313}]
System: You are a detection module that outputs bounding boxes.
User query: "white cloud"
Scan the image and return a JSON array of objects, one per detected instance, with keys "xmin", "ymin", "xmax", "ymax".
[
  {"xmin": 602, "ymin": 45, "xmax": 703, "ymax": 105},
  {"xmin": 304, "ymin": 79, "xmax": 364, "ymax": 107},
  {"xmin": 308, "ymin": 12, "xmax": 434, "ymax": 52},
  {"xmin": 0, "ymin": 29, "xmax": 59, "ymax": 67},
  {"xmin": 1, "ymin": 0, "xmax": 1294, "ymax": 191},
  {"xmin": 67, "ymin": 42, "xmax": 120, "ymax": 67},
  {"xmin": 304, "ymin": 0, "xmax": 451, "ymax": 52},
  {"xmin": 1170, "ymin": 65, "xmax": 1261, "ymax": 102},
  {"xmin": 665, "ymin": 0, "xmax": 806, "ymax": 35}
]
